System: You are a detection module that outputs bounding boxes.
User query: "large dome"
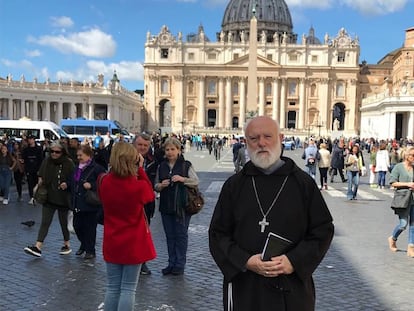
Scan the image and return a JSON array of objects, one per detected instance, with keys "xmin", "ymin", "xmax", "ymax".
[{"xmin": 221, "ymin": 0, "xmax": 296, "ymax": 43}]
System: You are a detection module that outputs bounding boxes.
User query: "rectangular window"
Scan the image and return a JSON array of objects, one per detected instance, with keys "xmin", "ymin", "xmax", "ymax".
[
  {"xmin": 208, "ymin": 100, "xmax": 215, "ymax": 104},
  {"xmin": 337, "ymin": 52, "xmax": 345, "ymax": 62},
  {"xmin": 289, "ymin": 101, "xmax": 296, "ymax": 106},
  {"xmin": 312, "ymin": 55, "xmax": 318, "ymax": 63},
  {"xmin": 267, "ymin": 54, "xmax": 273, "ymax": 61},
  {"xmin": 289, "ymin": 54, "xmax": 297, "ymax": 62},
  {"xmin": 233, "ymin": 100, "xmax": 239, "ymax": 105},
  {"xmin": 233, "ymin": 53, "xmax": 239, "ymax": 60},
  {"xmin": 188, "ymin": 53, "xmax": 194, "ymax": 60},
  {"xmin": 266, "ymin": 101, "xmax": 271, "ymax": 106},
  {"xmin": 161, "ymin": 49, "xmax": 169, "ymax": 59},
  {"xmin": 208, "ymin": 53, "xmax": 216, "ymax": 60}
]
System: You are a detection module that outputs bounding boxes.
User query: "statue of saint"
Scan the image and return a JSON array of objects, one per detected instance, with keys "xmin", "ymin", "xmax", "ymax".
[
  {"xmin": 261, "ymin": 31, "xmax": 266, "ymax": 44},
  {"xmin": 333, "ymin": 118, "xmax": 340, "ymax": 131},
  {"xmin": 240, "ymin": 30, "xmax": 245, "ymax": 43},
  {"xmin": 220, "ymin": 31, "xmax": 225, "ymax": 43}
]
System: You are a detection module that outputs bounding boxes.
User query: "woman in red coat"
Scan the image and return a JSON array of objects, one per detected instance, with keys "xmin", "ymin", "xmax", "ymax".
[{"xmin": 99, "ymin": 142, "xmax": 155, "ymax": 311}]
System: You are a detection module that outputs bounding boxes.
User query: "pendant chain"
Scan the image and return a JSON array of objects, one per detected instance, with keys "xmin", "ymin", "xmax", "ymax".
[{"xmin": 252, "ymin": 175, "xmax": 289, "ymax": 220}]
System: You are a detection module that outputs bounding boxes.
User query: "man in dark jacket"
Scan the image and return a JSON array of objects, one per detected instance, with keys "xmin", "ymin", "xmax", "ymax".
[
  {"xmin": 22, "ymin": 135, "xmax": 43, "ymax": 204},
  {"xmin": 133, "ymin": 133, "xmax": 158, "ymax": 275},
  {"xmin": 209, "ymin": 116, "xmax": 334, "ymax": 311}
]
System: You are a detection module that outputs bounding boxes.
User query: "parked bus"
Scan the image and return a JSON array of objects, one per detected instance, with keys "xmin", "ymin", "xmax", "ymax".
[
  {"xmin": 60, "ymin": 118, "xmax": 133, "ymax": 142},
  {"xmin": 0, "ymin": 119, "xmax": 69, "ymax": 142}
]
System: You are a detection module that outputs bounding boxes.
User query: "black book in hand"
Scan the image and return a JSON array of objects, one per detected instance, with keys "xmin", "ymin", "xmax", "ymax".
[{"xmin": 261, "ymin": 232, "xmax": 293, "ymax": 261}]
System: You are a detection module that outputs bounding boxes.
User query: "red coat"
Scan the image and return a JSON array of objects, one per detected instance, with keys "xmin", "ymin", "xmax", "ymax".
[{"xmin": 100, "ymin": 167, "xmax": 156, "ymax": 264}]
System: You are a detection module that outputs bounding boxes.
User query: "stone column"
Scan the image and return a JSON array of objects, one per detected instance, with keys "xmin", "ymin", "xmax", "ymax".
[
  {"xmin": 88, "ymin": 103, "xmax": 94, "ymax": 119},
  {"xmin": 272, "ymin": 78, "xmax": 279, "ymax": 122},
  {"xmin": 298, "ymin": 78, "xmax": 306, "ymax": 129},
  {"xmin": 45, "ymin": 101, "xmax": 51, "ymax": 121},
  {"xmin": 174, "ymin": 75, "xmax": 184, "ymax": 132},
  {"xmin": 20, "ymin": 100, "xmax": 25, "ymax": 118},
  {"xmin": 57, "ymin": 101, "xmax": 63, "ymax": 123},
  {"xmin": 198, "ymin": 76, "xmax": 205, "ymax": 127},
  {"xmin": 319, "ymin": 78, "xmax": 329, "ymax": 130},
  {"xmin": 258, "ymin": 77, "xmax": 265, "ymax": 116},
  {"xmin": 33, "ymin": 101, "xmax": 39, "ymax": 121},
  {"xmin": 225, "ymin": 77, "xmax": 232, "ymax": 128},
  {"xmin": 408, "ymin": 112, "xmax": 414, "ymax": 139},
  {"xmin": 347, "ymin": 79, "xmax": 357, "ymax": 132},
  {"xmin": 218, "ymin": 78, "xmax": 225, "ymax": 128},
  {"xmin": 239, "ymin": 77, "xmax": 246, "ymax": 128},
  {"xmin": 8, "ymin": 98, "xmax": 13, "ymax": 119},
  {"xmin": 280, "ymin": 78, "xmax": 286, "ymax": 128}
]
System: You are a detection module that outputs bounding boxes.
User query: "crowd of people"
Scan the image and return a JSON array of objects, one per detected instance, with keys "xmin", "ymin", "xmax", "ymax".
[{"xmin": 3, "ymin": 121, "xmax": 413, "ymax": 310}]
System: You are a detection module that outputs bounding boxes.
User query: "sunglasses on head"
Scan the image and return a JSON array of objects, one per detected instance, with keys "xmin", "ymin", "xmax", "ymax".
[{"xmin": 50, "ymin": 150, "xmax": 62, "ymax": 154}]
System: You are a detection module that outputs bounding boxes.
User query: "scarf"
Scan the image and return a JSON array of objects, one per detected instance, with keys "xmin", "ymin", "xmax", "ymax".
[{"xmin": 74, "ymin": 159, "xmax": 92, "ymax": 182}]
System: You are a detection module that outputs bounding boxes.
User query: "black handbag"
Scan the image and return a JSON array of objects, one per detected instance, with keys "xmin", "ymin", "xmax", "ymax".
[
  {"xmin": 34, "ymin": 183, "xmax": 48, "ymax": 204},
  {"xmin": 85, "ymin": 190, "xmax": 101, "ymax": 205},
  {"xmin": 391, "ymin": 170, "xmax": 414, "ymax": 209},
  {"xmin": 391, "ymin": 189, "xmax": 412, "ymax": 209}
]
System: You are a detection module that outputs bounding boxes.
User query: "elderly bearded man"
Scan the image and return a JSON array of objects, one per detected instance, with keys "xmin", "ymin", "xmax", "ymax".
[{"xmin": 209, "ymin": 116, "xmax": 334, "ymax": 311}]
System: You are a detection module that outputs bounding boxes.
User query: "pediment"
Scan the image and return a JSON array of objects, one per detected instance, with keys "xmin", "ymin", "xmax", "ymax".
[{"xmin": 226, "ymin": 54, "xmax": 280, "ymax": 67}]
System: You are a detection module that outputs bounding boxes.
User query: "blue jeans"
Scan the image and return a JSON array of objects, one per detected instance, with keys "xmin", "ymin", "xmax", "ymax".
[
  {"xmin": 0, "ymin": 167, "xmax": 12, "ymax": 199},
  {"xmin": 306, "ymin": 164, "xmax": 316, "ymax": 179},
  {"xmin": 161, "ymin": 213, "xmax": 191, "ymax": 270},
  {"xmin": 346, "ymin": 171, "xmax": 359, "ymax": 199},
  {"xmin": 377, "ymin": 171, "xmax": 387, "ymax": 187},
  {"xmin": 391, "ymin": 205, "xmax": 414, "ymax": 244},
  {"xmin": 104, "ymin": 263, "xmax": 141, "ymax": 311}
]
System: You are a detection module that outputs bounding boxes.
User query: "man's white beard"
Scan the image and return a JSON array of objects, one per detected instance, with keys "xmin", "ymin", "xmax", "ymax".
[{"xmin": 247, "ymin": 143, "xmax": 281, "ymax": 169}]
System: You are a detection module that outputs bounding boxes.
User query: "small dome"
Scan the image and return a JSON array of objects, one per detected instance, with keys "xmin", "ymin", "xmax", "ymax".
[{"xmin": 306, "ymin": 26, "xmax": 321, "ymax": 45}]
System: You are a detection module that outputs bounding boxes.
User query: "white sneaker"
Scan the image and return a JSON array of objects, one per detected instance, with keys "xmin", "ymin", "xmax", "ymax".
[
  {"xmin": 28, "ymin": 198, "xmax": 34, "ymax": 205},
  {"xmin": 3, "ymin": 199, "xmax": 8, "ymax": 205}
]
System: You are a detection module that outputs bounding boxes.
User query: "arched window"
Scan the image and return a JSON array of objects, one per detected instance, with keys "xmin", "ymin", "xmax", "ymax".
[
  {"xmin": 188, "ymin": 81, "xmax": 194, "ymax": 95},
  {"xmin": 232, "ymin": 82, "xmax": 239, "ymax": 96},
  {"xmin": 336, "ymin": 81, "xmax": 345, "ymax": 97},
  {"xmin": 288, "ymin": 81, "xmax": 297, "ymax": 96},
  {"xmin": 310, "ymin": 83, "xmax": 317, "ymax": 97},
  {"xmin": 265, "ymin": 82, "xmax": 272, "ymax": 96},
  {"xmin": 161, "ymin": 78, "xmax": 169, "ymax": 94},
  {"xmin": 208, "ymin": 80, "xmax": 216, "ymax": 95}
]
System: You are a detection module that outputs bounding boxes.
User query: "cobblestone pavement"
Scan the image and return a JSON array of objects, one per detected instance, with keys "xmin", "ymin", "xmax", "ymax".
[{"xmin": 1, "ymin": 145, "xmax": 414, "ymax": 311}]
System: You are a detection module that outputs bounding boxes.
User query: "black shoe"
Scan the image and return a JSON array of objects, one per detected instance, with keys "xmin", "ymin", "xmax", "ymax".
[
  {"xmin": 140, "ymin": 263, "xmax": 151, "ymax": 275},
  {"xmin": 84, "ymin": 253, "xmax": 96, "ymax": 260},
  {"xmin": 342, "ymin": 179, "xmax": 348, "ymax": 183},
  {"xmin": 59, "ymin": 245, "xmax": 72, "ymax": 255},
  {"xmin": 24, "ymin": 245, "xmax": 42, "ymax": 257},
  {"xmin": 171, "ymin": 268, "xmax": 184, "ymax": 275},
  {"xmin": 76, "ymin": 249, "xmax": 85, "ymax": 256},
  {"xmin": 162, "ymin": 266, "xmax": 173, "ymax": 275}
]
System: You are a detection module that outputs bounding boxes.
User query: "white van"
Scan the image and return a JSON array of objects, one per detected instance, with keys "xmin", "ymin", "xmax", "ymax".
[{"xmin": 0, "ymin": 119, "xmax": 69, "ymax": 142}]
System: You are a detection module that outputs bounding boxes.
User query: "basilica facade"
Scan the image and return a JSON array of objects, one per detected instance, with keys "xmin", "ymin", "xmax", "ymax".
[{"xmin": 143, "ymin": 0, "xmax": 361, "ymax": 137}]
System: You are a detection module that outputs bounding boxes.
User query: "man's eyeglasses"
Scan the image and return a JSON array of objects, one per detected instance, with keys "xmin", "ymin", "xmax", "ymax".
[{"xmin": 50, "ymin": 150, "xmax": 62, "ymax": 154}]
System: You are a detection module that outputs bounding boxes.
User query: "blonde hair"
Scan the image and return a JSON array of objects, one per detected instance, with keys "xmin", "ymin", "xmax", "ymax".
[
  {"xmin": 402, "ymin": 146, "xmax": 414, "ymax": 161},
  {"xmin": 109, "ymin": 142, "xmax": 138, "ymax": 177}
]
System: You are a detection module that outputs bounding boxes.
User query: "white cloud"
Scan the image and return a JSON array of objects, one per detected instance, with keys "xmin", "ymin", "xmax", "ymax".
[
  {"xmin": 286, "ymin": 0, "xmax": 408, "ymax": 14},
  {"xmin": 341, "ymin": 0, "xmax": 408, "ymax": 15},
  {"xmin": 50, "ymin": 16, "xmax": 74, "ymax": 28},
  {"xmin": 25, "ymin": 49, "xmax": 42, "ymax": 57},
  {"xmin": 50, "ymin": 60, "xmax": 142, "ymax": 85},
  {"xmin": 30, "ymin": 28, "xmax": 116, "ymax": 58}
]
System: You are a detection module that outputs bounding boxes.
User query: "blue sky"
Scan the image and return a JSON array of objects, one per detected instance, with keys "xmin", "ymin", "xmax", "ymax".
[{"xmin": 1, "ymin": 0, "xmax": 413, "ymax": 91}]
